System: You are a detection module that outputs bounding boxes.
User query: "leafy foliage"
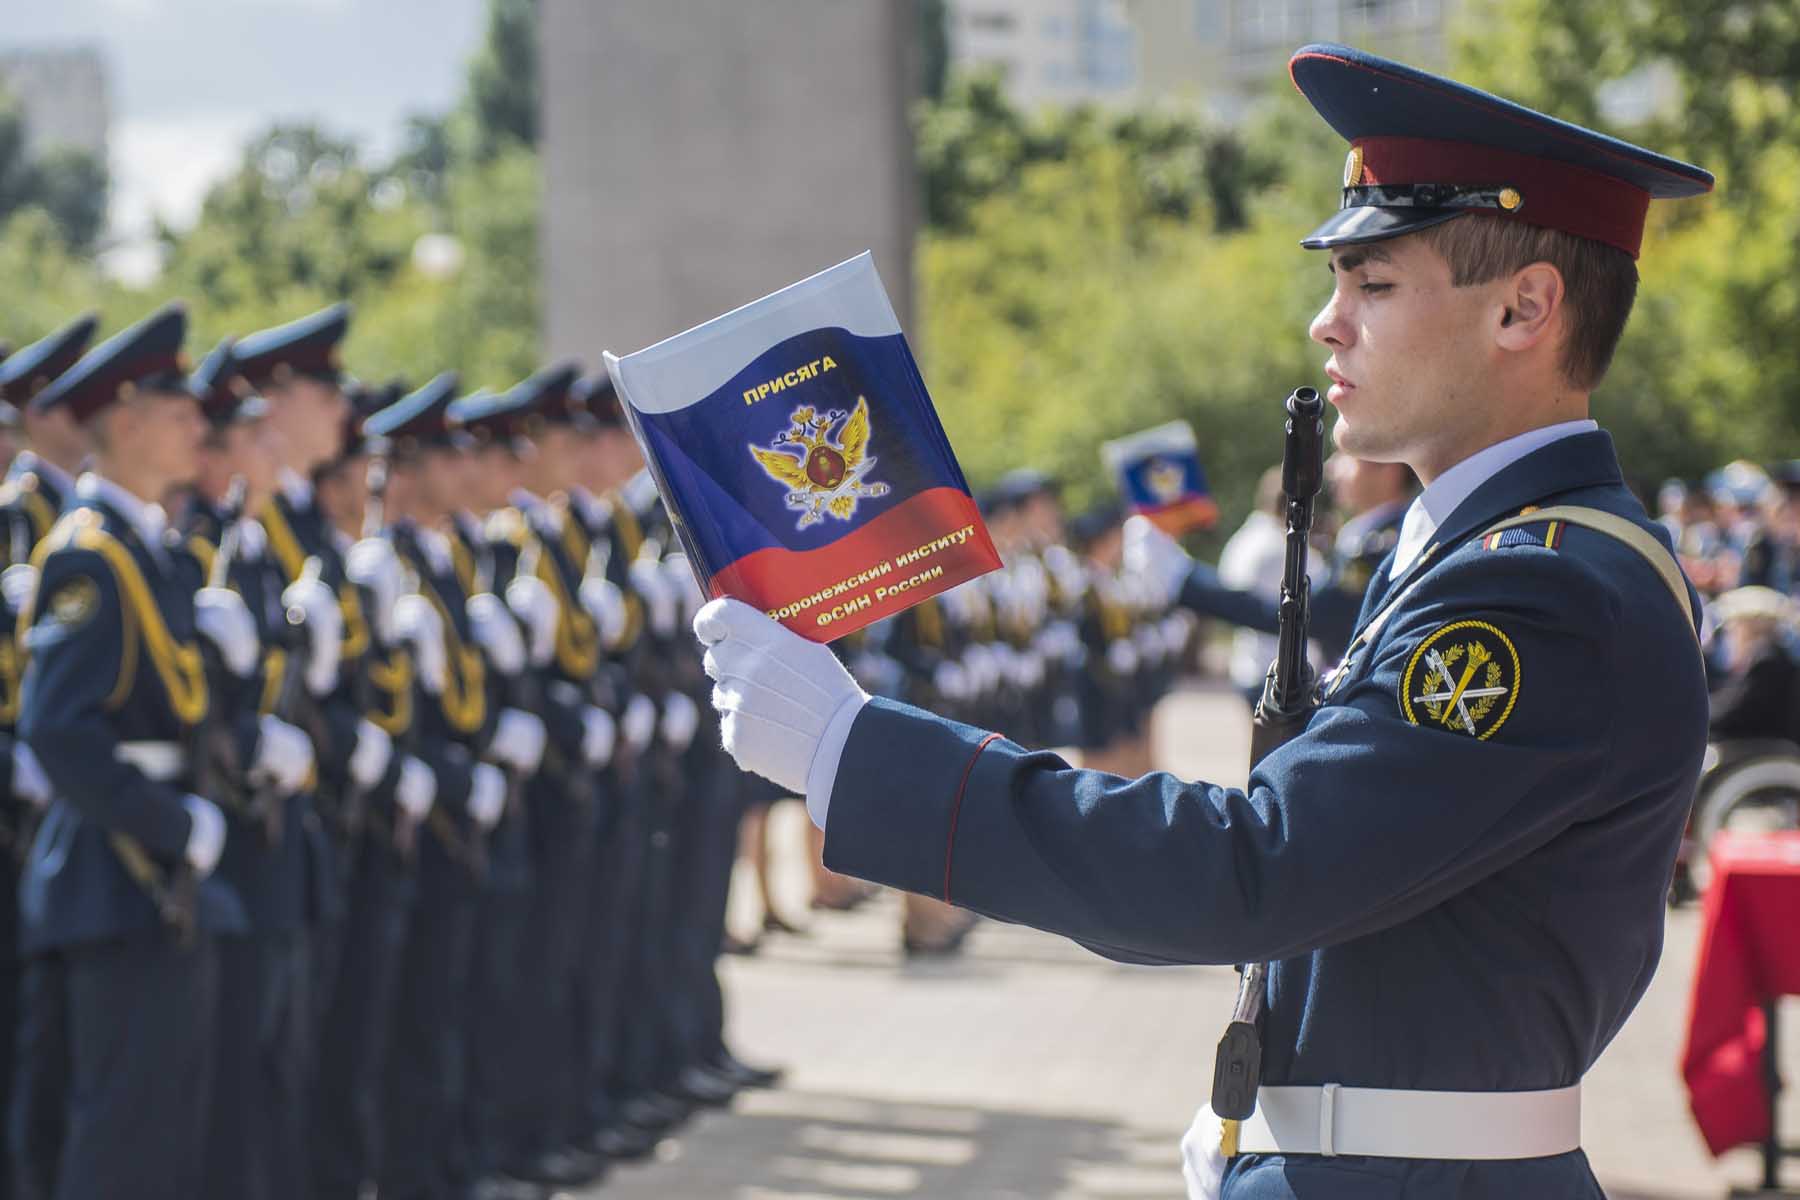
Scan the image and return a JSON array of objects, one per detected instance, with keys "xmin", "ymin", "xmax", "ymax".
[{"xmin": 0, "ymin": 85, "xmax": 109, "ymax": 254}]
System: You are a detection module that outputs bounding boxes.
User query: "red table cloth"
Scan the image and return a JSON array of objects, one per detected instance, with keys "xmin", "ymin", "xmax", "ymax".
[{"xmin": 1681, "ymin": 830, "xmax": 1800, "ymax": 1156}]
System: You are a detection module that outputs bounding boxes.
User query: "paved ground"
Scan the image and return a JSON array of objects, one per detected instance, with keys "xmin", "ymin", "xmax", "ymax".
[{"xmin": 576, "ymin": 682, "xmax": 1797, "ymax": 1199}]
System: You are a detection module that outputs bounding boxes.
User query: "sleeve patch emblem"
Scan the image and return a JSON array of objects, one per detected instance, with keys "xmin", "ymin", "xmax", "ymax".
[
  {"xmin": 47, "ymin": 577, "xmax": 99, "ymax": 630},
  {"xmin": 1400, "ymin": 619, "xmax": 1520, "ymax": 739}
]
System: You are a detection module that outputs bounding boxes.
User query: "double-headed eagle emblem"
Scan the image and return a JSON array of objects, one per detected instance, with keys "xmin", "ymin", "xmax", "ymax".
[{"xmin": 749, "ymin": 397, "xmax": 891, "ymax": 530}]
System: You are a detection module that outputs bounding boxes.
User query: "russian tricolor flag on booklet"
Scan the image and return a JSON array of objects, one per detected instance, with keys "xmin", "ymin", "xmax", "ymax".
[
  {"xmin": 604, "ymin": 252, "xmax": 1000, "ymax": 642},
  {"xmin": 1101, "ymin": 420, "xmax": 1220, "ymax": 535}
]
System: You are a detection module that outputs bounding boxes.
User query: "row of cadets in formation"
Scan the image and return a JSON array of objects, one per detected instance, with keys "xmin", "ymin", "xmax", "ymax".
[{"xmin": 0, "ymin": 301, "xmax": 778, "ymax": 1200}]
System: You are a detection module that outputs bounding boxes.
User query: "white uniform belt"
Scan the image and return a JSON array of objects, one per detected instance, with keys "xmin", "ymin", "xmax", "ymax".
[
  {"xmin": 1238, "ymin": 1083, "xmax": 1581, "ymax": 1160},
  {"xmin": 115, "ymin": 741, "xmax": 185, "ymax": 783}
]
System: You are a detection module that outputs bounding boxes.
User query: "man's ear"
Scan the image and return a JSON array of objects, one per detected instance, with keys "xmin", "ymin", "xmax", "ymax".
[{"xmin": 1494, "ymin": 261, "xmax": 1565, "ymax": 353}]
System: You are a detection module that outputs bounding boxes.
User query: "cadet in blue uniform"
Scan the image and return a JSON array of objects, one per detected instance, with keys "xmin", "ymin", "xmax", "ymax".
[
  {"xmin": 18, "ymin": 303, "xmax": 268, "ymax": 1199},
  {"xmin": 0, "ymin": 313, "xmax": 97, "ymax": 1200},
  {"xmin": 696, "ymin": 44, "xmax": 1714, "ymax": 1199},
  {"xmin": 183, "ymin": 341, "xmax": 323, "ymax": 1200}
]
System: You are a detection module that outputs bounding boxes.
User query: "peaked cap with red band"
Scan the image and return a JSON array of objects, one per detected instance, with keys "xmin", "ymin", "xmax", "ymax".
[
  {"xmin": 1290, "ymin": 44, "xmax": 1713, "ymax": 258},
  {"xmin": 35, "ymin": 304, "xmax": 196, "ymax": 424},
  {"xmin": 231, "ymin": 302, "xmax": 350, "ymax": 388}
]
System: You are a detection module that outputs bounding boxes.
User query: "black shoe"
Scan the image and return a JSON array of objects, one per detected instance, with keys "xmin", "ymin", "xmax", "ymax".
[
  {"xmin": 588, "ymin": 1122, "xmax": 660, "ymax": 1162},
  {"xmin": 507, "ymin": 1146, "xmax": 606, "ymax": 1187},
  {"xmin": 621, "ymin": 1091, "xmax": 688, "ymax": 1132},
  {"xmin": 710, "ymin": 1049, "xmax": 784, "ymax": 1089},
  {"xmin": 671, "ymin": 1063, "xmax": 738, "ymax": 1108},
  {"xmin": 469, "ymin": 1175, "xmax": 551, "ymax": 1200}
]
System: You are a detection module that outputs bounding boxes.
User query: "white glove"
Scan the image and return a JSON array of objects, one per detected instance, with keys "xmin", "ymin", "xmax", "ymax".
[
  {"xmin": 580, "ymin": 706, "xmax": 616, "ymax": 767},
  {"xmin": 194, "ymin": 587, "xmax": 259, "ymax": 678},
  {"xmin": 630, "ymin": 556, "xmax": 678, "ymax": 639},
  {"xmin": 964, "ymin": 644, "xmax": 997, "ymax": 694},
  {"xmin": 467, "ymin": 592, "xmax": 526, "ymax": 677},
  {"xmin": 12, "ymin": 742, "xmax": 50, "ymax": 809},
  {"xmin": 1123, "ymin": 515, "xmax": 1193, "ymax": 608},
  {"xmin": 489, "ymin": 707, "xmax": 547, "ymax": 774},
  {"xmin": 660, "ymin": 691, "xmax": 699, "ymax": 751},
  {"xmin": 394, "ymin": 755, "xmax": 436, "ymax": 821},
  {"xmin": 182, "ymin": 794, "xmax": 226, "ymax": 876},
  {"xmin": 282, "ymin": 574, "xmax": 343, "ymax": 696},
  {"xmin": 695, "ymin": 597, "xmax": 868, "ymax": 796},
  {"xmin": 251, "ymin": 714, "xmax": 315, "ymax": 795},
  {"xmin": 1, "ymin": 563, "xmax": 39, "ymax": 613},
  {"xmin": 933, "ymin": 660, "xmax": 969, "ymax": 702},
  {"xmin": 1107, "ymin": 638, "xmax": 1139, "ymax": 676},
  {"xmin": 621, "ymin": 694, "xmax": 656, "ymax": 753},
  {"xmin": 663, "ymin": 556, "xmax": 705, "ymax": 625},
  {"xmin": 348, "ymin": 718, "xmax": 395, "ymax": 791},
  {"xmin": 1018, "ymin": 649, "xmax": 1045, "ymax": 689},
  {"xmin": 467, "ymin": 762, "xmax": 506, "ymax": 830},
  {"xmin": 1136, "ymin": 622, "xmax": 1166, "ymax": 665},
  {"xmin": 580, "ymin": 577, "xmax": 629, "ymax": 649},
  {"xmin": 1180, "ymin": 1104, "xmax": 1227, "ymax": 1200},
  {"xmin": 345, "ymin": 538, "xmax": 404, "ymax": 644},
  {"xmin": 505, "ymin": 575, "xmax": 559, "ymax": 668},
  {"xmin": 393, "ymin": 593, "xmax": 446, "ymax": 694}
]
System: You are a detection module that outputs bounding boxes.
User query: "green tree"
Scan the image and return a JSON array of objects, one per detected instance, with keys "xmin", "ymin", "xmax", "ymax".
[
  {"xmin": 465, "ymin": 0, "xmax": 539, "ymax": 159},
  {"xmin": 0, "ymin": 85, "xmax": 111, "ymax": 255}
]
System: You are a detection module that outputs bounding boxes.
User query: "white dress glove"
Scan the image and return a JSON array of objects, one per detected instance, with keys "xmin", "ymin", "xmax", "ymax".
[
  {"xmin": 505, "ymin": 575, "xmax": 559, "ymax": 668},
  {"xmin": 393, "ymin": 593, "xmax": 446, "ymax": 694},
  {"xmin": 1123, "ymin": 514, "xmax": 1194, "ymax": 608},
  {"xmin": 1107, "ymin": 638, "xmax": 1139, "ymax": 676},
  {"xmin": 467, "ymin": 592, "xmax": 526, "ymax": 677},
  {"xmin": 12, "ymin": 742, "xmax": 50, "ymax": 809},
  {"xmin": 630, "ymin": 557, "xmax": 678, "ymax": 639},
  {"xmin": 579, "ymin": 577, "xmax": 629, "ymax": 649},
  {"xmin": 662, "ymin": 556, "xmax": 705, "ymax": 625},
  {"xmin": 348, "ymin": 718, "xmax": 395, "ymax": 791},
  {"xmin": 194, "ymin": 587, "xmax": 259, "ymax": 678},
  {"xmin": 1, "ymin": 563, "xmax": 39, "ymax": 612},
  {"xmin": 182, "ymin": 794, "xmax": 226, "ymax": 876},
  {"xmin": 660, "ymin": 691, "xmax": 700, "ymax": 751},
  {"xmin": 933, "ymin": 660, "xmax": 969, "ymax": 702},
  {"xmin": 581, "ymin": 706, "xmax": 617, "ymax": 768},
  {"xmin": 282, "ymin": 574, "xmax": 343, "ymax": 696},
  {"xmin": 467, "ymin": 762, "xmax": 506, "ymax": 830},
  {"xmin": 695, "ymin": 597, "xmax": 868, "ymax": 797},
  {"xmin": 251, "ymin": 714, "xmax": 315, "ymax": 795},
  {"xmin": 345, "ymin": 538, "xmax": 404, "ymax": 644},
  {"xmin": 489, "ymin": 708, "xmax": 547, "ymax": 774},
  {"xmin": 1179, "ymin": 1104, "xmax": 1227, "ymax": 1200},
  {"xmin": 621, "ymin": 694, "xmax": 656, "ymax": 753},
  {"xmin": 394, "ymin": 755, "xmax": 436, "ymax": 821}
]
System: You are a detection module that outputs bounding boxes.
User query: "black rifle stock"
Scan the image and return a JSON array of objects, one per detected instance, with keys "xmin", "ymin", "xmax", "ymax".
[{"xmin": 1211, "ymin": 388, "xmax": 1325, "ymax": 1134}]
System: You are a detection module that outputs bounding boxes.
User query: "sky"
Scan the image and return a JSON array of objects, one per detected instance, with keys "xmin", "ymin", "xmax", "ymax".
[{"xmin": 2, "ymin": 0, "xmax": 488, "ymax": 278}]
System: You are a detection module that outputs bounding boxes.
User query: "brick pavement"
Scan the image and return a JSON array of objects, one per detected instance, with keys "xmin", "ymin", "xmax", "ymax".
[{"xmin": 573, "ymin": 683, "xmax": 1797, "ymax": 1198}]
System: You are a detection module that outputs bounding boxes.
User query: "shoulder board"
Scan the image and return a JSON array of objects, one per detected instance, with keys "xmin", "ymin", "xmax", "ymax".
[{"xmin": 1479, "ymin": 507, "xmax": 1567, "ymax": 552}]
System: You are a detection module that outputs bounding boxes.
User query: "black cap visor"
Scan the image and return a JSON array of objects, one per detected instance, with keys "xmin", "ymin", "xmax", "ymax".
[{"xmin": 1301, "ymin": 204, "xmax": 1467, "ymax": 250}]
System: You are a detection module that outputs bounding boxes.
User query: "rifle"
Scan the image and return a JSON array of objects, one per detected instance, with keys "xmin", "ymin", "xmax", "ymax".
[
  {"xmin": 245, "ymin": 556, "xmax": 326, "ymax": 845},
  {"xmin": 1210, "ymin": 387, "xmax": 1325, "ymax": 1149}
]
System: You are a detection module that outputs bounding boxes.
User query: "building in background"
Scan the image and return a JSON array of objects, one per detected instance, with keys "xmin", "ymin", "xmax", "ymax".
[
  {"xmin": 1130, "ymin": 0, "xmax": 1454, "ymax": 121},
  {"xmin": 945, "ymin": 0, "xmax": 1138, "ymax": 109},
  {"xmin": 0, "ymin": 46, "xmax": 108, "ymax": 158},
  {"xmin": 539, "ymin": 0, "xmax": 918, "ymax": 358}
]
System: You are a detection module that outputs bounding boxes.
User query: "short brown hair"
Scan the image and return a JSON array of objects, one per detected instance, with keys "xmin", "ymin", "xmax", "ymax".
[{"xmin": 1416, "ymin": 214, "xmax": 1638, "ymax": 390}]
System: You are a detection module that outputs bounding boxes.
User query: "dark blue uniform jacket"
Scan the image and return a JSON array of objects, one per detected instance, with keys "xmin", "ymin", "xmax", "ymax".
[{"xmin": 822, "ymin": 431, "xmax": 1708, "ymax": 1198}]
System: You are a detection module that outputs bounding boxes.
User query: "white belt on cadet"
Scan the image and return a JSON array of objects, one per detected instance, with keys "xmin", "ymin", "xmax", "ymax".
[
  {"xmin": 115, "ymin": 740, "xmax": 185, "ymax": 783},
  {"xmin": 1237, "ymin": 1083, "xmax": 1581, "ymax": 1160}
]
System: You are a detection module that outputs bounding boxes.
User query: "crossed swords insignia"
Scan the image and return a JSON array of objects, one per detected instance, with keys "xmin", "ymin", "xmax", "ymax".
[{"xmin": 1414, "ymin": 640, "xmax": 1509, "ymax": 736}]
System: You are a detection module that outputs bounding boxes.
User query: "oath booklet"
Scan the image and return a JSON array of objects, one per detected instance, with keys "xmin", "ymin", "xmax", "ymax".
[
  {"xmin": 1101, "ymin": 419, "xmax": 1220, "ymax": 535},
  {"xmin": 603, "ymin": 252, "xmax": 1000, "ymax": 642}
]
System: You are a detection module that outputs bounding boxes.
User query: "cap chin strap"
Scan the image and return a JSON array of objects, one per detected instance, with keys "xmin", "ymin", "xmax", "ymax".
[{"xmin": 1341, "ymin": 183, "xmax": 1524, "ymax": 213}]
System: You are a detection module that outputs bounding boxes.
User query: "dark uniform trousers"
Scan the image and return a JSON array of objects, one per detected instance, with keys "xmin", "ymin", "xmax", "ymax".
[
  {"xmin": 573, "ymin": 764, "xmax": 641, "ymax": 1137},
  {"xmin": 665, "ymin": 735, "xmax": 737, "ymax": 1070},
  {"xmin": 463, "ymin": 798, "xmax": 534, "ymax": 1179},
  {"xmin": 819, "ymin": 433, "xmax": 1708, "ymax": 1199}
]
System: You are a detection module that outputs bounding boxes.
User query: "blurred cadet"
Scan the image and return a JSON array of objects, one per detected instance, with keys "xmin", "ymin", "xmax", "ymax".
[
  {"xmin": 458, "ymin": 367, "xmax": 610, "ymax": 1191},
  {"xmin": 1737, "ymin": 461, "xmax": 1800, "ymax": 594},
  {"xmin": 1218, "ymin": 466, "xmax": 1294, "ymax": 702},
  {"xmin": 1065, "ymin": 502, "xmax": 1144, "ymax": 776},
  {"xmin": 17, "ymin": 303, "xmax": 248, "ymax": 1199},
  {"xmin": 696, "ymin": 42, "xmax": 1714, "ymax": 1199},
  {"xmin": 1654, "ymin": 477, "xmax": 1687, "ymax": 543},
  {"xmin": 361, "ymin": 374, "xmax": 522, "ymax": 1200},
  {"xmin": 184, "ymin": 340, "xmax": 321, "ymax": 1200},
  {"xmin": 1706, "ymin": 586, "xmax": 1800, "ymax": 743},
  {"xmin": 0, "ymin": 315, "xmax": 99, "ymax": 568},
  {"xmin": 1178, "ymin": 454, "xmax": 1411, "ymax": 671}
]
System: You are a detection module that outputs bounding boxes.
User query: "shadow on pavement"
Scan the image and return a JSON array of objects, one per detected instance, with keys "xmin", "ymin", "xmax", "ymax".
[{"xmin": 585, "ymin": 1088, "xmax": 1185, "ymax": 1199}]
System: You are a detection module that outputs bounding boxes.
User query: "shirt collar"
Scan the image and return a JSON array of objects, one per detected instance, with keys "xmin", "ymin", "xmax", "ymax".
[
  {"xmin": 76, "ymin": 472, "xmax": 168, "ymax": 552},
  {"xmin": 1389, "ymin": 419, "xmax": 1597, "ymax": 579},
  {"xmin": 278, "ymin": 468, "xmax": 313, "ymax": 510},
  {"xmin": 414, "ymin": 524, "xmax": 453, "ymax": 577}
]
